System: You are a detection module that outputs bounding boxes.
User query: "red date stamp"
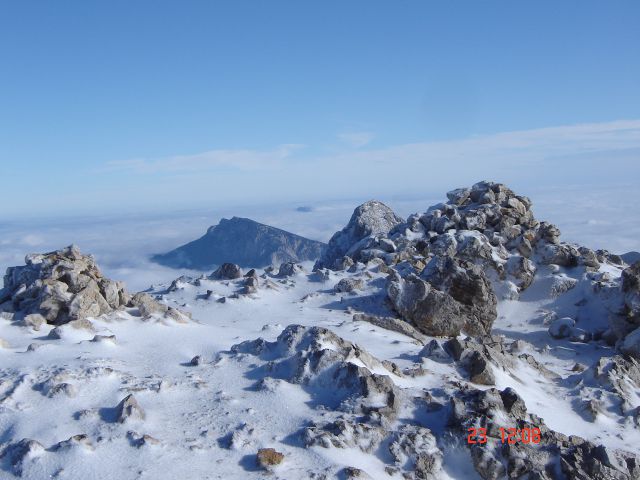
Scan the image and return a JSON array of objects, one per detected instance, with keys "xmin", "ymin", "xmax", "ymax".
[{"xmin": 467, "ymin": 427, "xmax": 541, "ymax": 445}]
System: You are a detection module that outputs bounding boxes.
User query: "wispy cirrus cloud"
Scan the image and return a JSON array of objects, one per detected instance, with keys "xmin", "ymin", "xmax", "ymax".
[
  {"xmin": 102, "ymin": 144, "xmax": 304, "ymax": 174},
  {"xmin": 79, "ymin": 119, "xmax": 640, "ymax": 217}
]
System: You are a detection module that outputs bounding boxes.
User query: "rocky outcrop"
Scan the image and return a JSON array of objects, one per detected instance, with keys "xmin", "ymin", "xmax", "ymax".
[
  {"xmin": 230, "ymin": 325, "xmax": 399, "ymax": 416},
  {"xmin": 387, "ymin": 256, "xmax": 497, "ymax": 337},
  {"xmin": 152, "ymin": 217, "xmax": 326, "ymax": 269},
  {"xmin": 0, "ymin": 245, "xmax": 189, "ymax": 326},
  {"xmin": 315, "ymin": 200, "xmax": 403, "ymax": 270},
  {"xmin": 209, "ymin": 263, "xmax": 243, "ymax": 280},
  {"xmin": 0, "ymin": 246, "xmax": 129, "ymax": 325},
  {"xmin": 115, "ymin": 394, "xmax": 145, "ymax": 423},
  {"xmin": 448, "ymin": 385, "xmax": 640, "ymax": 480}
]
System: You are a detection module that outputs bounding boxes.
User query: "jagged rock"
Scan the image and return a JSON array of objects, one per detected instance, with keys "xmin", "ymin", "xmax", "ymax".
[
  {"xmin": 387, "ymin": 272, "xmax": 464, "ymax": 336},
  {"xmin": 353, "ymin": 313, "xmax": 427, "ymax": 344},
  {"xmin": 448, "ymin": 385, "xmax": 640, "ymax": 480},
  {"xmin": 622, "ymin": 261, "xmax": 640, "ymax": 326},
  {"xmin": 190, "ymin": 355, "xmax": 203, "ymax": 366},
  {"xmin": 341, "ymin": 467, "xmax": 373, "ymax": 479},
  {"xmin": 621, "ymin": 327, "xmax": 640, "ymax": 359},
  {"xmin": 578, "ymin": 246, "xmax": 600, "ymax": 269},
  {"xmin": 506, "ymin": 256, "xmax": 536, "ymax": 291},
  {"xmin": 241, "ymin": 276, "xmax": 259, "ymax": 294},
  {"xmin": 418, "ymin": 339, "xmax": 450, "ymax": 362},
  {"xmin": 48, "ymin": 383, "xmax": 77, "ymax": 398},
  {"xmin": 256, "ymin": 448, "xmax": 284, "ymax": 468},
  {"xmin": 115, "ymin": 394, "xmax": 145, "ymax": 423},
  {"xmin": 315, "ymin": 200, "xmax": 403, "ymax": 270},
  {"xmin": 52, "ymin": 434, "xmax": 94, "ymax": 451},
  {"xmin": 388, "ymin": 424, "xmax": 442, "ymax": 479},
  {"xmin": 550, "ymin": 275, "xmax": 579, "ymax": 297},
  {"xmin": 0, "ymin": 245, "xmax": 129, "ymax": 325},
  {"xmin": 276, "ymin": 262, "xmax": 304, "ymax": 277},
  {"xmin": 388, "ymin": 256, "xmax": 497, "ymax": 337},
  {"xmin": 465, "ymin": 350, "xmax": 496, "ymax": 385},
  {"xmin": 152, "ymin": 217, "xmax": 326, "ymax": 269},
  {"xmin": 210, "ymin": 263, "xmax": 243, "ymax": 280},
  {"xmin": 127, "ymin": 292, "xmax": 189, "ymax": 322},
  {"xmin": 231, "ymin": 325, "xmax": 399, "ymax": 416},
  {"xmin": 304, "ymin": 419, "xmax": 385, "ymax": 452},
  {"xmin": 334, "ymin": 278, "xmax": 364, "ymax": 293},
  {"xmin": 539, "ymin": 243, "xmax": 579, "ymax": 267}
]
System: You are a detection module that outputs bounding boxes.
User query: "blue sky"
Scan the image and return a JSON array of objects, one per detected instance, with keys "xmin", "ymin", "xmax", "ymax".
[{"xmin": 1, "ymin": 1, "xmax": 639, "ymax": 217}]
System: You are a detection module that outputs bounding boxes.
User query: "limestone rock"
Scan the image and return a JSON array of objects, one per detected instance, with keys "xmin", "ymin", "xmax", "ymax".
[
  {"xmin": 315, "ymin": 200, "xmax": 403, "ymax": 270},
  {"xmin": 276, "ymin": 262, "xmax": 304, "ymax": 277},
  {"xmin": 210, "ymin": 263, "xmax": 243, "ymax": 280},
  {"xmin": 0, "ymin": 246, "xmax": 133, "ymax": 326},
  {"xmin": 116, "ymin": 394, "xmax": 145, "ymax": 423},
  {"xmin": 387, "ymin": 256, "xmax": 497, "ymax": 337},
  {"xmin": 334, "ymin": 278, "xmax": 364, "ymax": 293}
]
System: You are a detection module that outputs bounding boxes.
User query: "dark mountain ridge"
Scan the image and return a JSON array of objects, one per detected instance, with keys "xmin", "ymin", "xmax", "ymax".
[{"xmin": 152, "ymin": 216, "xmax": 326, "ymax": 269}]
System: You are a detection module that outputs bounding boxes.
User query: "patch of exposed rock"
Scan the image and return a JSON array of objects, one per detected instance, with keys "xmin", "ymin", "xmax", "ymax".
[
  {"xmin": 0, "ymin": 245, "xmax": 129, "ymax": 325},
  {"xmin": 448, "ymin": 385, "xmax": 640, "ymax": 479},
  {"xmin": 387, "ymin": 256, "xmax": 497, "ymax": 337},
  {"xmin": 115, "ymin": 394, "xmax": 145, "ymax": 423},
  {"xmin": 315, "ymin": 200, "xmax": 403, "ymax": 270},
  {"xmin": 230, "ymin": 325, "xmax": 399, "ymax": 416},
  {"xmin": 0, "ymin": 245, "xmax": 189, "ymax": 326}
]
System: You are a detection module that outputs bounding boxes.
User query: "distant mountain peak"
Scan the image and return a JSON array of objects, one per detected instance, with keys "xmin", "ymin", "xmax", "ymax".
[{"xmin": 152, "ymin": 217, "xmax": 326, "ymax": 270}]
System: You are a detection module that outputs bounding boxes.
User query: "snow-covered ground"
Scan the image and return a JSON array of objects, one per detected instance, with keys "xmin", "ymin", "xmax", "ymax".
[{"xmin": 1, "ymin": 183, "xmax": 639, "ymax": 479}]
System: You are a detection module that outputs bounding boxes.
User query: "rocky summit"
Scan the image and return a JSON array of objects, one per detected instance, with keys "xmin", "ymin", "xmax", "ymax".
[
  {"xmin": 1, "ymin": 181, "xmax": 640, "ymax": 480},
  {"xmin": 152, "ymin": 216, "xmax": 326, "ymax": 269}
]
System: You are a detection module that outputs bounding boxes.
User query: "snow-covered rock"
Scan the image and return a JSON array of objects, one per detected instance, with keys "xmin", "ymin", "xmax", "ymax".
[{"xmin": 315, "ymin": 200, "xmax": 403, "ymax": 270}]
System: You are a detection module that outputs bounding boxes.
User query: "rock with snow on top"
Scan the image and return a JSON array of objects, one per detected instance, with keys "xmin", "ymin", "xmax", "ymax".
[{"xmin": 315, "ymin": 200, "xmax": 403, "ymax": 270}]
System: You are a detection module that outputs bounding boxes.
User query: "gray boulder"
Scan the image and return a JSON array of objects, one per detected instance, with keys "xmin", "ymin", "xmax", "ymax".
[
  {"xmin": 622, "ymin": 261, "xmax": 640, "ymax": 324},
  {"xmin": 115, "ymin": 394, "xmax": 145, "ymax": 423},
  {"xmin": 334, "ymin": 278, "xmax": 364, "ymax": 293},
  {"xmin": 315, "ymin": 200, "xmax": 403, "ymax": 270},
  {"xmin": 387, "ymin": 256, "xmax": 498, "ymax": 338},
  {"xmin": 209, "ymin": 263, "xmax": 243, "ymax": 280}
]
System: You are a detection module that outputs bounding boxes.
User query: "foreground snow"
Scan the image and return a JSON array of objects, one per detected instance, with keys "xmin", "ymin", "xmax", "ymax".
[{"xmin": 0, "ymin": 257, "xmax": 638, "ymax": 478}]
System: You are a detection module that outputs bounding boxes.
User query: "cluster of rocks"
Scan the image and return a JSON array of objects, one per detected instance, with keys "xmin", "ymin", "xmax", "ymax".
[
  {"xmin": 228, "ymin": 325, "xmax": 444, "ymax": 478},
  {"xmin": 230, "ymin": 325, "xmax": 400, "ymax": 415},
  {"xmin": 314, "ymin": 200, "xmax": 403, "ymax": 271},
  {"xmin": 0, "ymin": 245, "xmax": 189, "ymax": 327},
  {"xmin": 615, "ymin": 261, "xmax": 640, "ymax": 359},
  {"xmin": 448, "ymin": 385, "xmax": 640, "ymax": 479},
  {"xmin": 313, "ymin": 181, "xmax": 632, "ymax": 342}
]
